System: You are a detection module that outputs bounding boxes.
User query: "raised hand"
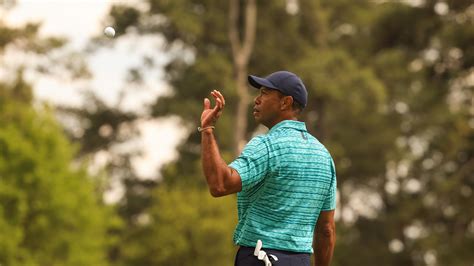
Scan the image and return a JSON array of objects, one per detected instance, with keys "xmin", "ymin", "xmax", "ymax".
[{"xmin": 201, "ymin": 90, "xmax": 226, "ymax": 127}]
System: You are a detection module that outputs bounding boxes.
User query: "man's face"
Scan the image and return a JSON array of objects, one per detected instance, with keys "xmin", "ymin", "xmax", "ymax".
[{"xmin": 253, "ymin": 87, "xmax": 283, "ymax": 128}]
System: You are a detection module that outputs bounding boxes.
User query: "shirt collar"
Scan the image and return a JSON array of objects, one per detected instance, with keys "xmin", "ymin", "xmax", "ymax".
[{"xmin": 268, "ymin": 120, "xmax": 307, "ymax": 134}]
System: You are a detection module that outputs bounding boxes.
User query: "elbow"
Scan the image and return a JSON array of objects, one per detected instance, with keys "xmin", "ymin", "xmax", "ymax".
[
  {"xmin": 206, "ymin": 168, "xmax": 240, "ymax": 197},
  {"xmin": 322, "ymin": 226, "xmax": 335, "ymax": 238},
  {"xmin": 206, "ymin": 170, "xmax": 231, "ymax": 197},
  {"xmin": 326, "ymin": 228, "xmax": 336, "ymax": 246},
  {"xmin": 205, "ymin": 173, "xmax": 226, "ymax": 197},
  {"xmin": 209, "ymin": 186, "xmax": 226, "ymax": 197},
  {"xmin": 320, "ymin": 224, "xmax": 336, "ymax": 242}
]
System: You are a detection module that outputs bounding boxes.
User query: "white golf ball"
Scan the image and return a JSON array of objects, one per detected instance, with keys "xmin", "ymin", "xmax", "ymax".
[{"xmin": 104, "ymin": 26, "xmax": 115, "ymax": 38}]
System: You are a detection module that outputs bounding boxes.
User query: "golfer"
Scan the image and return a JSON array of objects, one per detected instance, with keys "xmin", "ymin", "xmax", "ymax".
[{"xmin": 200, "ymin": 71, "xmax": 336, "ymax": 266}]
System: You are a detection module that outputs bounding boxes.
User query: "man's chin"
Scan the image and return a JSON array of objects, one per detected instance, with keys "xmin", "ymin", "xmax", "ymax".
[
  {"xmin": 253, "ymin": 115, "xmax": 261, "ymax": 123},
  {"xmin": 254, "ymin": 117, "xmax": 268, "ymax": 128}
]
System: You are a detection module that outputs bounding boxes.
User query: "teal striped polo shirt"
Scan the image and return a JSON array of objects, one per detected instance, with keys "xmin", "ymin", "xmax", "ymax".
[{"xmin": 229, "ymin": 120, "xmax": 336, "ymax": 253}]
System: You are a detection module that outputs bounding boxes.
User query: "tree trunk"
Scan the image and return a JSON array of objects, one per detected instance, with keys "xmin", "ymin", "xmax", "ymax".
[{"xmin": 229, "ymin": 0, "xmax": 257, "ymax": 156}]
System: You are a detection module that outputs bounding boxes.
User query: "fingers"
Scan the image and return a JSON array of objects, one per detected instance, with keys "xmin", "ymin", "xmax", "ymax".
[
  {"xmin": 211, "ymin": 90, "xmax": 225, "ymax": 111},
  {"xmin": 203, "ymin": 98, "xmax": 211, "ymax": 110},
  {"xmin": 217, "ymin": 96, "xmax": 224, "ymax": 110},
  {"xmin": 212, "ymin": 91, "xmax": 224, "ymax": 119},
  {"xmin": 202, "ymin": 90, "xmax": 225, "ymax": 124},
  {"xmin": 212, "ymin": 90, "xmax": 226, "ymax": 106}
]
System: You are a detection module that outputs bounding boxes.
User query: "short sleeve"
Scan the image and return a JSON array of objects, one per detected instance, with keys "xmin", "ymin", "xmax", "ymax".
[
  {"xmin": 322, "ymin": 158, "xmax": 337, "ymax": 211},
  {"xmin": 229, "ymin": 136, "xmax": 269, "ymax": 192}
]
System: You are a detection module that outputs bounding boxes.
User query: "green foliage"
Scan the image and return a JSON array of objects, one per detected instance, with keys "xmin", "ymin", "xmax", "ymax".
[
  {"xmin": 109, "ymin": 5, "xmax": 140, "ymax": 36},
  {"xmin": 0, "ymin": 70, "xmax": 34, "ymax": 104},
  {"xmin": 119, "ymin": 184, "xmax": 236, "ymax": 266},
  {"xmin": 58, "ymin": 92, "xmax": 138, "ymax": 157},
  {"xmin": 0, "ymin": 89, "xmax": 110, "ymax": 265},
  {"xmin": 331, "ymin": 1, "xmax": 474, "ymax": 265},
  {"xmin": 0, "ymin": 21, "xmax": 66, "ymax": 53}
]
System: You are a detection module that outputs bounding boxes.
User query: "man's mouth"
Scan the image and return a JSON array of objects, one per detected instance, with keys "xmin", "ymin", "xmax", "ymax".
[{"xmin": 253, "ymin": 107, "xmax": 259, "ymax": 115}]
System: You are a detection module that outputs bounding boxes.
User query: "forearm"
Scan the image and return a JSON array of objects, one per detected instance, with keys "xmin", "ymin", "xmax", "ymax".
[
  {"xmin": 313, "ymin": 229, "xmax": 336, "ymax": 266},
  {"xmin": 201, "ymin": 129, "xmax": 230, "ymax": 196}
]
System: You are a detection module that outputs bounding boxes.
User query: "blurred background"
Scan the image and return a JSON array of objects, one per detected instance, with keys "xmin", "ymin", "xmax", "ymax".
[{"xmin": 0, "ymin": 0, "xmax": 473, "ymax": 265}]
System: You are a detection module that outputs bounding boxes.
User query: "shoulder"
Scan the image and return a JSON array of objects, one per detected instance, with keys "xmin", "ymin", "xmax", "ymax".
[
  {"xmin": 241, "ymin": 135, "xmax": 269, "ymax": 154},
  {"xmin": 246, "ymin": 134, "xmax": 269, "ymax": 147},
  {"xmin": 307, "ymin": 134, "xmax": 330, "ymax": 152}
]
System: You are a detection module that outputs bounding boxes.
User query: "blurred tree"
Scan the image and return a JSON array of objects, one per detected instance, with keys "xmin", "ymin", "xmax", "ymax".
[
  {"xmin": 118, "ymin": 184, "xmax": 236, "ymax": 266},
  {"xmin": 323, "ymin": 0, "xmax": 474, "ymax": 265},
  {"xmin": 0, "ymin": 4, "xmax": 118, "ymax": 265},
  {"xmin": 56, "ymin": 94, "xmax": 152, "ymax": 264},
  {"xmin": 0, "ymin": 12, "xmax": 89, "ymax": 81},
  {"xmin": 228, "ymin": 0, "xmax": 257, "ymax": 155},
  {"xmin": 0, "ymin": 80, "xmax": 111, "ymax": 265}
]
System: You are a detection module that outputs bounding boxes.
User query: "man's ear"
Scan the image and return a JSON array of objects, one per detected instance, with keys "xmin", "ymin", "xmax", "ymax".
[{"xmin": 280, "ymin": 96, "xmax": 294, "ymax": 111}]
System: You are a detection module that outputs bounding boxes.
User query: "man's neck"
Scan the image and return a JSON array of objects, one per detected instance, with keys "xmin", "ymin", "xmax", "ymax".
[{"xmin": 266, "ymin": 116, "xmax": 298, "ymax": 129}]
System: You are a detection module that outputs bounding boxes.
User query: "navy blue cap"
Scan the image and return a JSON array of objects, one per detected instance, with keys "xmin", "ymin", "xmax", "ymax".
[{"xmin": 248, "ymin": 71, "xmax": 308, "ymax": 108}]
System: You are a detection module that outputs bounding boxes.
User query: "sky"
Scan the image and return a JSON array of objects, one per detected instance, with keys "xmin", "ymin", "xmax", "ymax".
[{"xmin": 3, "ymin": 0, "xmax": 187, "ymax": 201}]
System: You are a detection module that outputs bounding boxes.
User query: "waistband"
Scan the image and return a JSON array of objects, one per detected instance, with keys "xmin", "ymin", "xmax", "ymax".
[{"xmin": 239, "ymin": 246, "xmax": 310, "ymax": 256}]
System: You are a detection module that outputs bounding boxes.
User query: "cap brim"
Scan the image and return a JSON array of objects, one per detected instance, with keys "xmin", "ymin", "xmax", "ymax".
[{"xmin": 248, "ymin": 75, "xmax": 278, "ymax": 90}]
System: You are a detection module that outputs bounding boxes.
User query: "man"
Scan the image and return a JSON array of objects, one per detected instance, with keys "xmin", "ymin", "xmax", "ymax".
[{"xmin": 200, "ymin": 71, "xmax": 336, "ymax": 266}]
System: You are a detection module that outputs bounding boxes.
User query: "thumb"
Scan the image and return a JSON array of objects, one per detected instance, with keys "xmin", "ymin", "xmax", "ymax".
[{"xmin": 203, "ymin": 98, "xmax": 211, "ymax": 110}]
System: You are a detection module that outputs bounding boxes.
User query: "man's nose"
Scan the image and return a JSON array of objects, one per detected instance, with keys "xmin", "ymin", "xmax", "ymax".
[{"xmin": 254, "ymin": 95, "xmax": 261, "ymax": 105}]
